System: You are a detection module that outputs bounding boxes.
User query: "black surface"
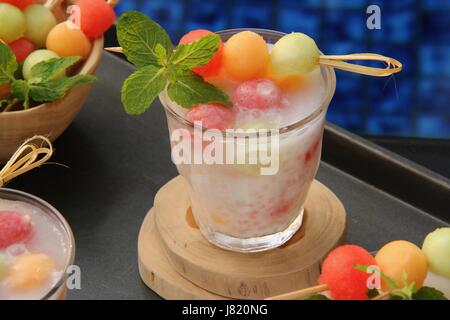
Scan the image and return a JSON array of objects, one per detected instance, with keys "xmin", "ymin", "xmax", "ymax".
[
  {"xmin": 6, "ymin": 53, "xmax": 450, "ymax": 300},
  {"xmin": 368, "ymin": 136, "xmax": 450, "ymax": 180}
]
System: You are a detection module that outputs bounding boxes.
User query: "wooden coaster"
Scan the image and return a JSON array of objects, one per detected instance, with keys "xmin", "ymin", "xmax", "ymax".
[
  {"xmin": 138, "ymin": 176, "xmax": 346, "ymax": 299},
  {"xmin": 138, "ymin": 209, "xmax": 228, "ymax": 299}
]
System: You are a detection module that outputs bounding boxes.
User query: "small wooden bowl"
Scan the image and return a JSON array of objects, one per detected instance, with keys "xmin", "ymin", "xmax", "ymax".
[{"xmin": 0, "ymin": 0, "xmax": 104, "ymax": 162}]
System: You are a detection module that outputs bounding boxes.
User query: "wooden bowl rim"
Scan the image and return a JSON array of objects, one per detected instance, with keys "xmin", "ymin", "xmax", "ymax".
[{"xmin": 0, "ymin": 36, "xmax": 104, "ymax": 118}]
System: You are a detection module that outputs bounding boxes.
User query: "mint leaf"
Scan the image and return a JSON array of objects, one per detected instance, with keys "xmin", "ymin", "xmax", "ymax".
[
  {"xmin": 167, "ymin": 71, "xmax": 232, "ymax": 108},
  {"xmin": 170, "ymin": 34, "xmax": 220, "ymax": 69},
  {"xmin": 11, "ymin": 80, "xmax": 30, "ymax": 109},
  {"xmin": 306, "ymin": 294, "xmax": 330, "ymax": 300},
  {"xmin": 121, "ymin": 65, "xmax": 166, "ymax": 115},
  {"xmin": 29, "ymin": 75, "xmax": 96, "ymax": 103},
  {"xmin": 117, "ymin": 11, "xmax": 173, "ymax": 69},
  {"xmin": 30, "ymin": 56, "xmax": 80, "ymax": 82},
  {"xmin": 412, "ymin": 287, "xmax": 448, "ymax": 300},
  {"xmin": 155, "ymin": 43, "xmax": 167, "ymax": 66},
  {"xmin": 0, "ymin": 43, "xmax": 17, "ymax": 85}
]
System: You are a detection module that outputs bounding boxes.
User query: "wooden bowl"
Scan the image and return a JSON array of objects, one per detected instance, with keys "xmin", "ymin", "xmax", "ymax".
[{"xmin": 0, "ymin": 1, "xmax": 104, "ymax": 162}]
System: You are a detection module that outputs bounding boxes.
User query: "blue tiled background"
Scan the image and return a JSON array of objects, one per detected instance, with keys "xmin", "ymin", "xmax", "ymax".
[{"xmin": 114, "ymin": 0, "xmax": 450, "ymax": 139}]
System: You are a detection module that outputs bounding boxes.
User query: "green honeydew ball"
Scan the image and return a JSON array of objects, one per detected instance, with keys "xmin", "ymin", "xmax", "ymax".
[
  {"xmin": 270, "ymin": 32, "xmax": 320, "ymax": 76},
  {"xmin": 22, "ymin": 49, "xmax": 60, "ymax": 80},
  {"xmin": 422, "ymin": 227, "xmax": 450, "ymax": 279}
]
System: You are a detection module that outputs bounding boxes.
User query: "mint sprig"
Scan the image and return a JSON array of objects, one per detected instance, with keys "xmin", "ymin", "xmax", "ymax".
[
  {"xmin": 0, "ymin": 43, "xmax": 96, "ymax": 110},
  {"xmin": 117, "ymin": 11, "xmax": 232, "ymax": 115},
  {"xmin": 0, "ymin": 43, "xmax": 17, "ymax": 85},
  {"xmin": 169, "ymin": 34, "xmax": 220, "ymax": 69}
]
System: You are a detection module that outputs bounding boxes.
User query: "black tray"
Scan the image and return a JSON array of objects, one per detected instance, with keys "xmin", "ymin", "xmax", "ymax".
[{"xmin": 7, "ymin": 53, "xmax": 450, "ymax": 300}]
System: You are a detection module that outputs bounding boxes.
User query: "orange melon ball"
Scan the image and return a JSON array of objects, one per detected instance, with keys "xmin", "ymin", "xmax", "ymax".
[
  {"xmin": 204, "ymin": 66, "xmax": 239, "ymax": 92},
  {"xmin": 46, "ymin": 22, "xmax": 92, "ymax": 59},
  {"xmin": 375, "ymin": 240, "xmax": 428, "ymax": 291},
  {"xmin": 6, "ymin": 253, "xmax": 55, "ymax": 290},
  {"xmin": 223, "ymin": 31, "xmax": 269, "ymax": 81},
  {"xmin": 266, "ymin": 66, "xmax": 305, "ymax": 92}
]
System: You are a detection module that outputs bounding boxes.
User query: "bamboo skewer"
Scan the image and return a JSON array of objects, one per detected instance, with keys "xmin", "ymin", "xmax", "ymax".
[
  {"xmin": 105, "ymin": 47, "xmax": 123, "ymax": 53},
  {"xmin": 266, "ymin": 283, "xmax": 391, "ymax": 300},
  {"xmin": 0, "ymin": 136, "xmax": 53, "ymax": 188},
  {"xmin": 266, "ymin": 284, "xmax": 328, "ymax": 300},
  {"xmin": 319, "ymin": 53, "xmax": 402, "ymax": 77},
  {"xmin": 103, "ymin": 47, "xmax": 401, "ymax": 77}
]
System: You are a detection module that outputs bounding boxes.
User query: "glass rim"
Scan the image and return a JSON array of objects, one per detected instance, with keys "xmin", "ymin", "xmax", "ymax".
[
  {"xmin": 0, "ymin": 188, "xmax": 75, "ymax": 300},
  {"xmin": 160, "ymin": 28, "xmax": 336, "ymax": 136}
]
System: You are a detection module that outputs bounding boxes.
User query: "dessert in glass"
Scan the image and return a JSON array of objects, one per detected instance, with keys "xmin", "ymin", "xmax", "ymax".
[
  {"xmin": 0, "ymin": 189, "xmax": 74, "ymax": 300},
  {"xmin": 160, "ymin": 29, "xmax": 336, "ymax": 252}
]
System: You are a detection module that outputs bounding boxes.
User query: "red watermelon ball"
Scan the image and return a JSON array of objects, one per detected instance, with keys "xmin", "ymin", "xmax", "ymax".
[
  {"xmin": 232, "ymin": 79, "xmax": 283, "ymax": 110},
  {"xmin": 319, "ymin": 245, "xmax": 378, "ymax": 300},
  {"xmin": 0, "ymin": 211, "xmax": 33, "ymax": 249},
  {"xmin": 186, "ymin": 103, "xmax": 235, "ymax": 130},
  {"xmin": 0, "ymin": 0, "xmax": 35, "ymax": 9},
  {"xmin": 9, "ymin": 37, "xmax": 35, "ymax": 63},
  {"xmin": 179, "ymin": 29, "xmax": 223, "ymax": 78},
  {"xmin": 74, "ymin": 0, "xmax": 116, "ymax": 39}
]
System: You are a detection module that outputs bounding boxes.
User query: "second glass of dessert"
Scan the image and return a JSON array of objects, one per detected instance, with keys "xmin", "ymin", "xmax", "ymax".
[
  {"xmin": 0, "ymin": 189, "xmax": 74, "ymax": 300},
  {"xmin": 160, "ymin": 29, "xmax": 336, "ymax": 252}
]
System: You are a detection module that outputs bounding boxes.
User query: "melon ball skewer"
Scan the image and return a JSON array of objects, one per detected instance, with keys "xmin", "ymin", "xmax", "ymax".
[
  {"xmin": 270, "ymin": 32, "xmax": 402, "ymax": 77},
  {"xmin": 267, "ymin": 245, "xmax": 379, "ymax": 300}
]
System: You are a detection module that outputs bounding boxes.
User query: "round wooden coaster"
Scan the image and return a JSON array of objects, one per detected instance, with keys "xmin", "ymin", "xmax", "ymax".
[
  {"xmin": 151, "ymin": 176, "xmax": 346, "ymax": 299},
  {"xmin": 138, "ymin": 209, "xmax": 229, "ymax": 299}
]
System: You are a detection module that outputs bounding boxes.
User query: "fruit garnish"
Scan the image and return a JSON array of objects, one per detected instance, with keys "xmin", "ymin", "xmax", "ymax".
[
  {"xmin": 186, "ymin": 103, "xmax": 235, "ymax": 130},
  {"xmin": 6, "ymin": 253, "xmax": 55, "ymax": 290},
  {"xmin": 8, "ymin": 38, "xmax": 35, "ymax": 63},
  {"xmin": 422, "ymin": 228, "xmax": 450, "ymax": 279},
  {"xmin": 270, "ymin": 32, "xmax": 320, "ymax": 76},
  {"xmin": 0, "ymin": 211, "xmax": 33, "ymax": 249},
  {"xmin": 318, "ymin": 244, "xmax": 378, "ymax": 300},
  {"xmin": 203, "ymin": 66, "xmax": 239, "ymax": 92},
  {"xmin": 0, "ymin": 3, "xmax": 26, "ymax": 43},
  {"xmin": 375, "ymin": 240, "xmax": 428, "ymax": 291},
  {"xmin": 23, "ymin": 4, "xmax": 57, "ymax": 48},
  {"xmin": 223, "ymin": 31, "xmax": 269, "ymax": 81},
  {"xmin": 117, "ymin": 11, "xmax": 231, "ymax": 115},
  {"xmin": 265, "ymin": 66, "xmax": 304, "ymax": 92},
  {"xmin": 46, "ymin": 22, "xmax": 92, "ymax": 59},
  {"xmin": 22, "ymin": 49, "xmax": 59, "ymax": 80},
  {"xmin": 74, "ymin": 0, "xmax": 116, "ymax": 39},
  {"xmin": 232, "ymin": 79, "xmax": 282, "ymax": 110},
  {"xmin": 0, "ymin": 42, "xmax": 96, "ymax": 109},
  {"xmin": 179, "ymin": 29, "xmax": 223, "ymax": 77},
  {"xmin": 0, "ymin": 0, "xmax": 35, "ymax": 10}
]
